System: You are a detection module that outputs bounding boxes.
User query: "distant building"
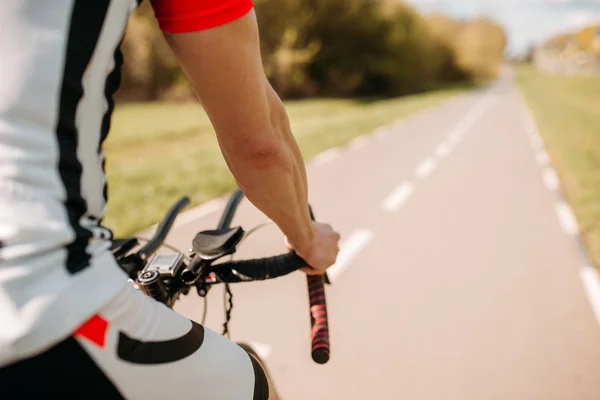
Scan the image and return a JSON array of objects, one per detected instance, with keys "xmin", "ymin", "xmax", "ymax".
[
  {"xmin": 592, "ymin": 28, "xmax": 600, "ymax": 54},
  {"xmin": 533, "ymin": 25, "xmax": 600, "ymax": 75}
]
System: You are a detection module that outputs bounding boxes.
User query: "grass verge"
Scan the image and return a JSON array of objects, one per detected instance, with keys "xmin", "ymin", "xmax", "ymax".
[
  {"xmin": 104, "ymin": 87, "xmax": 466, "ymax": 235},
  {"xmin": 516, "ymin": 65, "xmax": 600, "ymax": 268}
]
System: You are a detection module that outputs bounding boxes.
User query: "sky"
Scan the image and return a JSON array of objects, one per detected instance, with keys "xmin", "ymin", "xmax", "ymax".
[{"xmin": 405, "ymin": 0, "xmax": 600, "ymax": 55}]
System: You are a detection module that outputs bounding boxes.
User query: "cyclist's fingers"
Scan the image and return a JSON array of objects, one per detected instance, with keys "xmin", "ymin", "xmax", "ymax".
[
  {"xmin": 300, "ymin": 266, "xmax": 321, "ymax": 276},
  {"xmin": 301, "ymin": 265, "xmax": 330, "ymax": 276}
]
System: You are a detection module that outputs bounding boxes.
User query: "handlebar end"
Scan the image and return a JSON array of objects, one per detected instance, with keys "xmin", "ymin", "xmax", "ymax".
[{"xmin": 312, "ymin": 349, "xmax": 330, "ymax": 364}]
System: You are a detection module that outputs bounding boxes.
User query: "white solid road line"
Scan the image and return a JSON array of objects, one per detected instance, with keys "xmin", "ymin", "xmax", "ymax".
[
  {"xmin": 530, "ymin": 135, "xmax": 545, "ymax": 150},
  {"xmin": 416, "ymin": 158, "xmax": 437, "ymax": 179},
  {"xmin": 535, "ymin": 149, "xmax": 550, "ymax": 166},
  {"xmin": 435, "ymin": 142, "xmax": 452, "ymax": 158},
  {"xmin": 382, "ymin": 183, "xmax": 415, "ymax": 212},
  {"xmin": 448, "ymin": 132, "xmax": 463, "ymax": 145},
  {"xmin": 542, "ymin": 167, "xmax": 559, "ymax": 191},
  {"xmin": 327, "ymin": 229, "xmax": 374, "ymax": 282},
  {"xmin": 520, "ymin": 109, "xmax": 547, "ymax": 152},
  {"xmin": 518, "ymin": 90, "xmax": 547, "ymax": 151},
  {"xmin": 373, "ymin": 127, "xmax": 391, "ymax": 140},
  {"xmin": 556, "ymin": 201, "xmax": 580, "ymax": 235},
  {"xmin": 348, "ymin": 135, "xmax": 371, "ymax": 151},
  {"xmin": 524, "ymin": 121, "xmax": 544, "ymax": 149},
  {"xmin": 526, "ymin": 129, "xmax": 543, "ymax": 145},
  {"xmin": 312, "ymin": 148, "xmax": 341, "ymax": 166},
  {"xmin": 518, "ymin": 85, "xmax": 600, "ymax": 328},
  {"xmin": 581, "ymin": 266, "xmax": 600, "ymax": 328}
]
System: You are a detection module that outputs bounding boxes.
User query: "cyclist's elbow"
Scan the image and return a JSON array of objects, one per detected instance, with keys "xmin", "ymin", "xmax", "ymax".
[
  {"xmin": 242, "ymin": 90, "xmax": 293, "ymax": 171},
  {"xmin": 242, "ymin": 135, "xmax": 293, "ymax": 172}
]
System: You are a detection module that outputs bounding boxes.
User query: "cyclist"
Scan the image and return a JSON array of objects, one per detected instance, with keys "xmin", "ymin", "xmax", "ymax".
[{"xmin": 0, "ymin": 1, "xmax": 340, "ymax": 398}]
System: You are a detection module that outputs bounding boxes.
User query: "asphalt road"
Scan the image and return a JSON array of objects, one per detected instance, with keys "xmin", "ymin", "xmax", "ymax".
[{"xmin": 155, "ymin": 70, "xmax": 600, "ymax": 399}]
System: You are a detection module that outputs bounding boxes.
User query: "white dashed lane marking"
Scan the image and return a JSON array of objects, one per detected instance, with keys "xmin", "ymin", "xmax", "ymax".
[
  {"xmin": 435, "ymin": 142, "xmax": 452, "ymax": 158},
  {"xmin": 535, "ymin": 149, "xmax": 550, "ymax": 166},
  {"xmin": 416, "ymin": 158, "xmax": 437, "ymax": 179},
  {"xmin": 327, "ymin": 229, "xmax": 374, "ymax": 282},
  {"xmin": 382, "ymin": 183, "xmax": 415, "ymax": 212}
]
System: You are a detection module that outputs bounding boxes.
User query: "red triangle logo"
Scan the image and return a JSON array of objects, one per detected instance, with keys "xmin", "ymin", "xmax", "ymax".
[{"xmin": 74, "ymin": 314, "xmax": 109, "ymax": 348}]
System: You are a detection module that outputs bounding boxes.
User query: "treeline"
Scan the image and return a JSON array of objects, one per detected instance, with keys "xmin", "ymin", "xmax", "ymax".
[{"xmin": 118, "ymin": 0, "xmax": 506, "ymax": 101}]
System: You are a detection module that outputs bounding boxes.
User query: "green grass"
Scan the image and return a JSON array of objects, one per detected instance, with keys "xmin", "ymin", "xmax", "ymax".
[
  {"xmin": 104, "ymin": 87, "xmax": 466, "ymax": 235},
  {"xmin": 516, "ymin": 65, "xmax": 600, "ymax": 268}
]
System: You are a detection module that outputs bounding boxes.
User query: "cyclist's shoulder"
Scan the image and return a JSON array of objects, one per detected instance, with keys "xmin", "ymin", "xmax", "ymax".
[{"xmin": 149, "ymin": 0, "xmax": 253, "ymax": 33}]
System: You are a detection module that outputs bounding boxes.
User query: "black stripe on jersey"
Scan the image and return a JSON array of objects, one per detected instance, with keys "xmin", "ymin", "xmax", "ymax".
[
  {"xmin": 99, "ymin": 46, "xmax": 124, "ymax": 213},
  {"xmin": 100, "ymin": 0, "xmax": 141, "ymax": 218},
  {"xmin": 55, "ymin": 1, "xmax": 112, "ymax": 274}
]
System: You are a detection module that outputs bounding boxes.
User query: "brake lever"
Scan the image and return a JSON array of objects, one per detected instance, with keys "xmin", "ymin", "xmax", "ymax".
[{"xmin": 110, "ymin": 237, "xmax": 139, "ymax": 260}]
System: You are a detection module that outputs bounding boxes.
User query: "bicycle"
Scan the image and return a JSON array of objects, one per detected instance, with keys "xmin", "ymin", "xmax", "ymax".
[{"xmin": 109, "ymin": 188, "xmax": 331, "ymax": 395}]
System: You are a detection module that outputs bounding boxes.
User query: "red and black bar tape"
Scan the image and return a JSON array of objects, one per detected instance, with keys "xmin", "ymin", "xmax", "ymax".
[
  {"xmin": 307, "ymin": 274, "xmax": 330, "ymax": 364},
  {"xmin": 306, "ymin": 206, "xmax": 330, "ymax": 364}
]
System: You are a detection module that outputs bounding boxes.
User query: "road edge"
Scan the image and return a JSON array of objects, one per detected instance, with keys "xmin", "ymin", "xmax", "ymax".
[{"xmin": 515, "ymin": 83, "xmax": 600, "ymax": 328}]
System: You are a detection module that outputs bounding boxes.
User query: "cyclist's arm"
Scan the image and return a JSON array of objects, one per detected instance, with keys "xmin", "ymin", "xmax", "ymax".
[{"xmin": 152, "ymin": 7, "xmax": 314, "ymax": 252}]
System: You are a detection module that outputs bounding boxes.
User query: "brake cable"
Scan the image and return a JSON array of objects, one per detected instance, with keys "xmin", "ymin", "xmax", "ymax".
[
  {"xmin": 136, "ymin": 220, "xmax": 278, "ymax": 339},
  {"xmin": 220, "ymin": 219, "xmax": 275, "ymax": 338},
  {"xmin": 222, "ymin": 283, "xmax": 234, "ymax": 338},
  {"xmin": 201, "ymin": 296, "xmax": 208, "ymax": 325}
]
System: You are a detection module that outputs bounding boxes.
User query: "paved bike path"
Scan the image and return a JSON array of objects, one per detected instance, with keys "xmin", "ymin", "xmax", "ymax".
[{"xmin": 160, "ymin": 71, "xmax": 600, "ymax": 399}]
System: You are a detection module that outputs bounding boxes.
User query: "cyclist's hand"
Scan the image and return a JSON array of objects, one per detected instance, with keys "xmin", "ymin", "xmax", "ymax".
[{"xmin": 286, "ymin": 223, "xmax": 341, "ymax": 276}]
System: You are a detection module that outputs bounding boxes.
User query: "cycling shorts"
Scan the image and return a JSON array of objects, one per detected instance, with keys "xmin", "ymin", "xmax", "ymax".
[{"xmin": 0, "ymin": 281, "xmax": 270, "ymax": 400}]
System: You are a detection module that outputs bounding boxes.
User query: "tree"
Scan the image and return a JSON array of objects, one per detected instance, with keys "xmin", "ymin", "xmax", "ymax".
[{"xmin": 117, "ymin": 0, "xmax": 507, "ymax": 100}]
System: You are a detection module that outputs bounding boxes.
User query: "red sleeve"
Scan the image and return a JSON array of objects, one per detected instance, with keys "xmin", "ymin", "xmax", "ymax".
[{"xmin": 150, "ymin": 0, "xmax": 254, "ymax": 33}]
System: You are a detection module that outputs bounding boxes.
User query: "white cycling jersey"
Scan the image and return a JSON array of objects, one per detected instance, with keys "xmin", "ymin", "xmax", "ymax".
[
  {"xmin": 0, "ymin": 1, "xmax": 271, "ymax": 398},
  {"xmin": 0, "ymin": 0, "xmax": 255, "ymax": 370},
  {"xmin": 0, "ymin": 0, "xmax": 137, "ymax": 366}
]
